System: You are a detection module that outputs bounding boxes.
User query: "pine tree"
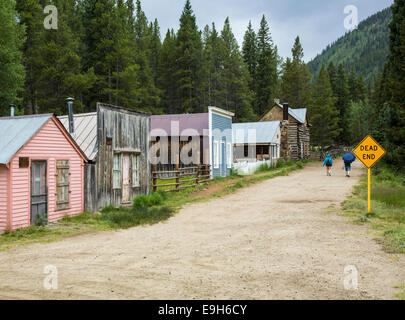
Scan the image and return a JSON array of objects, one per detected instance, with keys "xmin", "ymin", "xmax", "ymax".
[
  {"xmin": 132, "ymin": 0, "xmax": 160, "ymax": 112},
  {"xmin": 83, "ymin": 0, "xmax": 118, "ymax": 107},
  {"xmin": 149, "ymin": 19, "xmax": 161, "ymax": 89},
  {"xmin": 334, "ymin": 64, "xmax": 351, "ymax": 143},
  {"xmin": 280, "ymin": 37, "xmax": 312, "ymax": 109},
  {"xmin": 242, "ymin": 20, "xmax": 258, "ymax": 92},
  {"xmin": 255, "ymin": 15, "xmax": 279, "ymax": 116},
  {"xmin": 32, "ymin": 0, "xmax": 96, "ymax": 114},
  {"xmin": 158, "ymin": 29, "xmax": 177, "ymax": 113},
  {"xmin": 370, "ymin": 68, "xmax": 391, "ymax": 146},
  {"xmin": 107, "ymin": 0, "xmax": 140, "ymax": 108},
  {"xmin": 347, "ymin": 101, "xmax": 372, "ymax": 144},
  {"xmin": 201, "ymin": 23, "xmax": 222, "ymax": 107},
  {"xmin": 175, "ymin": 0, "xmax": 203, "ymax": 113},
  {"xmin": 15, "ymin": 0, "xmax": 42, "ymax": 115},
  {"xmin": 310, "ymin": 65, "xmax": 341, "ymax": 150},
  {"xmin": 327, "ymin": 62, "xmax": 337, "ymax": 94},
  {"xmin": 0, "ymin": 0, "xmax": 25, "ymax": 116},
  {"xmin": 217, "ymin": 18, "xmax": 254, "ymax": 121},
  {"xmin": 347, "ymin": 69, "xmax": 366, "ymax": 103},
  {"xmin": 385, "ymin": 0, "xmax": 405, "ymax": 167}
]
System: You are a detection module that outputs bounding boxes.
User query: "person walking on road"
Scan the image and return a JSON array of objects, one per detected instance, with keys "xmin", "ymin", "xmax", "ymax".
[
  {"xmin": 322, "ymin": 154, "xmax": 333, "ymax": 176},
  {"xmin": 342, "ymin": 153, "xmax": 356, "ymax": 177}
]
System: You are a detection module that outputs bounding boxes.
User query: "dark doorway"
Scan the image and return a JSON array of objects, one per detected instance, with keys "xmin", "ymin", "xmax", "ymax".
[{"xmin": 31, "ymin": 160, "xmax": 48, "ymax": 225}]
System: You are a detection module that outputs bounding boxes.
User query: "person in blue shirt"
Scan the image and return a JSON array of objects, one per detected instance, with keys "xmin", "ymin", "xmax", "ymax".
[{"xmin": 322, "ymin": 154, "xmax": 333, "ymax": 176}]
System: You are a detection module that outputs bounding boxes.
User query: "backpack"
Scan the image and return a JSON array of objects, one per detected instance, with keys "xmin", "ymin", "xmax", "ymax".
[{"xmin": 326, "ymin": 158, "xmax": 332, "ymax": 166}]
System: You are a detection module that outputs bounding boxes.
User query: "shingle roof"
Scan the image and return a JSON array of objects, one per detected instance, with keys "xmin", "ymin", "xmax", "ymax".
[
  {"xmin": 232, "ymin": 121, "xmax": 280, "ymax": 144},
  {"xmin": 0, "ymin": 114, "xmax": 52, "ymax": 164},
  {"xmin": 58, "ymin": 113, "xmax": 98, "ymax": 160},
  {"xmin": 151, "ymin": 113, "xmax": 209, "ymax": 137}
]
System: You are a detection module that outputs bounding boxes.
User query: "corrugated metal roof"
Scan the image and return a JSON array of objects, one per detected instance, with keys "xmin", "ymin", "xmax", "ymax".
[
  {"xmin": 289, "ymin": 108, "xmax": 307, "ymax": 124},
  {"xmin": 232, "ymin": 121, "xmax": 280, "ymax": 144},
  {"xmin": 151, "ymin": 113, "xmax": 209, "ymax": 136},
  {"xmin": 58, "ymin": 113, "xmax": 98, "ymax": 160},
  {"xmin": 0, "ymin": 114, "xmax": 52, "ymax": 164},
  {"xmin": 275, "ymin": 103, "xmax": 307, "ymax": 124}
]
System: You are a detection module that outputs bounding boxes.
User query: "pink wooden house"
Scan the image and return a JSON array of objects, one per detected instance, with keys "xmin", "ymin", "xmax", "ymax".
[{"xmin": 0, "ymin": 114, "xmax": 88, "ymax": 230}]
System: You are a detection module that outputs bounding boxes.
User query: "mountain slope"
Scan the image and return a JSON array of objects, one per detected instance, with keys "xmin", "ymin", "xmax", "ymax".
[{"xmin": 307, "ymin": 7, "xmax": 392, "ymax": 85}]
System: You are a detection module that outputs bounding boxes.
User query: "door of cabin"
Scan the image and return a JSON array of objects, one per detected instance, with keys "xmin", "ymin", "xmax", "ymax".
[
  {"xmin": 122, "ymin": 154, "xmax": 131, "ymax": 204},
  {"xmin": 31, "ymin": 160, "xmax": 48, "ymax": 225}
]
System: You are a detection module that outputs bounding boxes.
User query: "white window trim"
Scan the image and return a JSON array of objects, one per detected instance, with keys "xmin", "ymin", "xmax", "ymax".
[
  {"xmin": 213, "ymin": 140, "xmax": 219, "ymax": 169},
  {"xmin": 227, "ymin": 142, "xmax": 232, "ymax": 168},
  {"xmin": 113, "ymin": 153, "xmax": 122, "ymax": 189},
  {"xmin": 132, "ymin": 154, "xmax": 140, "ymax": 188}
]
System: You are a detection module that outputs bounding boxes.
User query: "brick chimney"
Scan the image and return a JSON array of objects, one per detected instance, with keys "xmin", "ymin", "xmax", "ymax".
[{"xmin": 283, "ymin": 103, "xmax": 289, "ymax": 121}]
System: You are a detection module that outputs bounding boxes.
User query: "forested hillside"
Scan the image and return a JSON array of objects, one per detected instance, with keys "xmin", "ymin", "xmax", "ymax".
[{"xmin": 307, "ymin": 8, "xmax": 391, "ymax": 85}]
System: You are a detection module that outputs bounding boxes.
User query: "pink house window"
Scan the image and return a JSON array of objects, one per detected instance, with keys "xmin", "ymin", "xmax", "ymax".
[{"xmin": 56, "ymin": 160, "xmax": 70, "ymax": 210}]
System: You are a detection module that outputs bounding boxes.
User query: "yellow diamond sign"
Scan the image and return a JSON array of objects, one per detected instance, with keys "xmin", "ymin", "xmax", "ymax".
[{"xmin": 352, "ymin": 135, "xmax": 386, "ymax": 168}]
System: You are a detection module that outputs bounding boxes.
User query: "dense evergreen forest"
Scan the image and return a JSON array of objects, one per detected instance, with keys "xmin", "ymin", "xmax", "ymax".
[
  {"xmin": 308, "ymin": 8, "xmax": 392, "ymax": 86},
  {"xmin": 0, "ymin": 0, "xmax": 404, "ymax": 168}
]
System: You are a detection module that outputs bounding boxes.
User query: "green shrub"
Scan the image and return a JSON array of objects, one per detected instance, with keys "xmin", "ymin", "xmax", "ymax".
[
  {"xmin": 100, "ymin": 206, "xmax": 174, "ymax": 229},
  {"xmin": 35, "ymin": 212, "xmax": 48, "ymax": 226},
  {"xmin": 295, "ymin": 161, "xmax": 304, "ymax": 169},
  {"xmin": 2, "ymin": 226, "xmax": 49, "ymax": 238},
  {"xmin": 230, "ymin": 168, "xmax": 241, "ymax": 177},
  {"xmin": 375, "ymin": 171, "xmax": 396, "ymax": 182},
  {"xmin": 276, "ymin": 158, "xmax": 285, "ymax": 168},
  {"xmin": 255, "ymin": 163, "xmax": 270, "ymax": 173},
  {"xmin": 372, "ymin": 186, "xmax": 405, "ymax": 208},
  {"xmin": 100, "ymin": 205, "xmax": 116, "ymax": 213},
  {"xmin": 133, "ymin": 192, "xmax": 166, "ymax": 209}
]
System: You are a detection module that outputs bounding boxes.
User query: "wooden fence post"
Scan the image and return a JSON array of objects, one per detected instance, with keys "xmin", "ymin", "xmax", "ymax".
[
  {"xmin": 175, "ymin": 154, "xmax": 179, "ymax": 192},
  {"xmin": 196, "ymin": 151, "xmax": 200, "ymax": 184},
  {"xmin": 152, "ymin": 164, "xmax": 157, "ymax": 192}
]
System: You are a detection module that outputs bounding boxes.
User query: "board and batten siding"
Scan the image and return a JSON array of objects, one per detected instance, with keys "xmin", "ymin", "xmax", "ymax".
[
  {"xmin": 0, "ymin": 165, "xmax": 8, "ymax": 230},
  {"xmin": 211, "ymin": 111, "xmax": 233, "ymax": 178},
  {"xmin": 95, "ymin": 104, "xmax": 151, "ymax": 209},
  {"xmin": 6, "ymin": 118, "xmax": 84, "ymax": 230}
]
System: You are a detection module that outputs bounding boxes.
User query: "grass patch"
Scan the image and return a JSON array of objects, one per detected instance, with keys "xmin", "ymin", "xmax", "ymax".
[
  {"xmin": 394, "ymin": 283, "xmax": 405, "ymax": 300},
  {"xmin": 340, "ymin": 164, "xmax": 405, "ymax": 254},
  {"xmin": 0, "ymin": 160, "xmax": 307, "ymax": 251}
]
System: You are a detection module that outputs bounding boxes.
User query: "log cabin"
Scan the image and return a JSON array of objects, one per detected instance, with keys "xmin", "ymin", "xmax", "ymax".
[{"xmin": 258, "ymin": 101, "xmax": 310, "ymax": 161}]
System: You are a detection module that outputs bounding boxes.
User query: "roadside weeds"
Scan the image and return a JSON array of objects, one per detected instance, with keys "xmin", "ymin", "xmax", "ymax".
[{"xmin": 335, "ymin": 164, "xmax": 405, "ymax": 299}]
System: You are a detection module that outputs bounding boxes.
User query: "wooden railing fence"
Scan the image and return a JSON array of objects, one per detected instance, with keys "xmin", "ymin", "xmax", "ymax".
[{"xmin": 152, "ymin": 164, "xmax": 211, "ymax": 192}]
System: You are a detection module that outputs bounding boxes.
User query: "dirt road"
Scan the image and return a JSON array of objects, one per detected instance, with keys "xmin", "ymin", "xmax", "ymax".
[{"xmin": 0, "ymin": 160, "xmax": 404, "ymax": 300}]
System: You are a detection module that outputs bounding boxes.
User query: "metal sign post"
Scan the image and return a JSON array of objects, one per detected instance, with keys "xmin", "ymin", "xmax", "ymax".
[{"xmin": 352, "ymin": 135, "xmax": 386, "ymax": 214}]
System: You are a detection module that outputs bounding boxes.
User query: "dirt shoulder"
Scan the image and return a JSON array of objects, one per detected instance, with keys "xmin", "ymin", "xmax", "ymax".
[{"xmin": 0, "ymin": 160, "xmax": 403, "ymax": 299}]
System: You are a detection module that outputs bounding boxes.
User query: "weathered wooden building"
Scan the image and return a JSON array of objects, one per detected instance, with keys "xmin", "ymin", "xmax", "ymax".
[
  {"xmin": 150, "ymin": 107, "xmax": 234, "ymax": 178},
  {"xmin": 258, "ymin": 101, "xmax": 310, "ymax": 161},
  {"xmin": 59, "ymin": 103, "xmax": 150, "ymax": 212},
  {"xmin": 0, "ymin": 114, "xmax": 88, "ymax": 230}
]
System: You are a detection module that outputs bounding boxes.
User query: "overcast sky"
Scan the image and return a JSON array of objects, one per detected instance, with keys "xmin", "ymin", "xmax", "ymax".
[{"xmin": 142, "ymin": 0, "xmax": 393, "ymax": 62}]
